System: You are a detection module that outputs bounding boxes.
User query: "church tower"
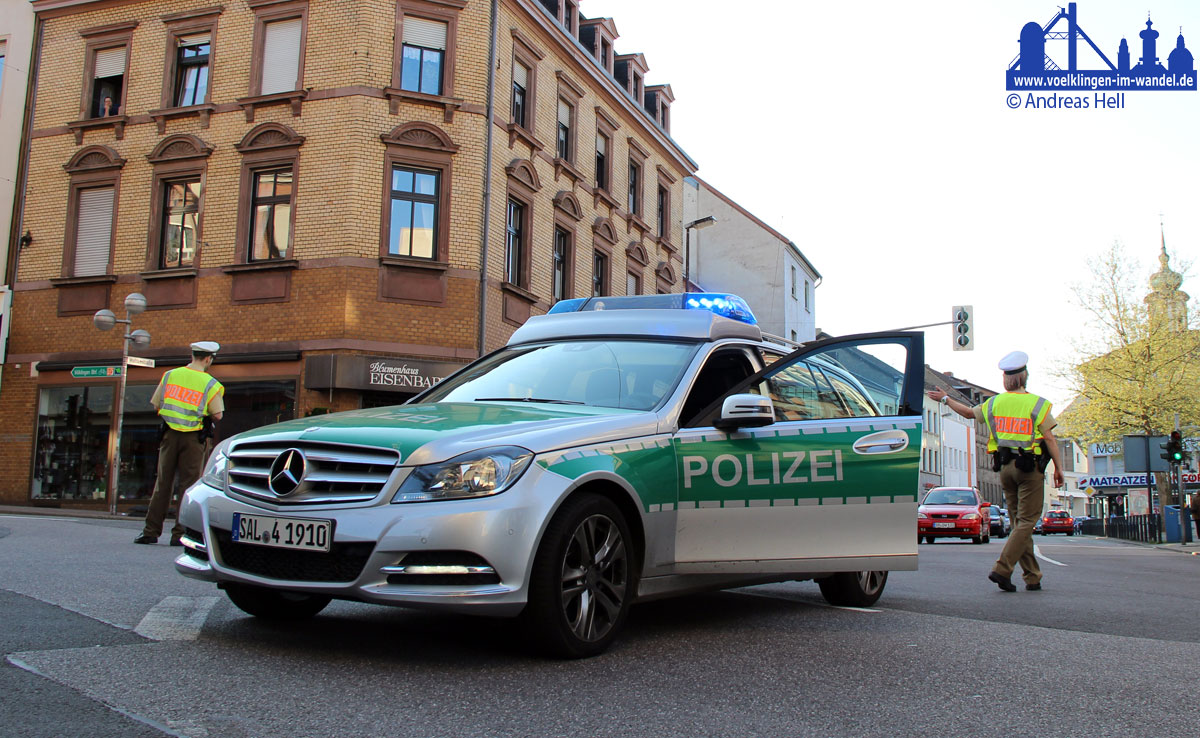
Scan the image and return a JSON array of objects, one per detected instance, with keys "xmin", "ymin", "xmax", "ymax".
[{"xmin": 1145, "ymin": 231, "xmax": 1189, "ymax": 331}]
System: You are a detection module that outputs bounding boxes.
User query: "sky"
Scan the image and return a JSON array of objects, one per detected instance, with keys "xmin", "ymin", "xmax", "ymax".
[{"xmin": 584, "ymin": 0, "xmax": 1200, "ymax": 407}]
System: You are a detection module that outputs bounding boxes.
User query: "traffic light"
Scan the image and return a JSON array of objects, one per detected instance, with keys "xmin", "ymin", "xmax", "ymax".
[
  {"xmin": 952, "ymin": 305, "xmax": 973, "ymax": 352},
  {"xmin": 1168, "ymin": 430, "xmax": 1184, "ymax": 464}
]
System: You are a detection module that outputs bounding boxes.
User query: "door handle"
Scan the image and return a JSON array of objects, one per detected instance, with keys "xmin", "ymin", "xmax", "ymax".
[{"xmin": 853, "ymin": 429, "xmax": 910, "ymax": 455}]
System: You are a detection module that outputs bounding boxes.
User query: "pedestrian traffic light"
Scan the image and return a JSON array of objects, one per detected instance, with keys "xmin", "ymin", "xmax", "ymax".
[{"xmin": 952, "ymin": 305, "xmax": 973, "ymax": 352}]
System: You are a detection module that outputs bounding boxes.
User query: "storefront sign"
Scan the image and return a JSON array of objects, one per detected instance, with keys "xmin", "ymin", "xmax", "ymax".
[
  {"xmin": 1090, "ymin": 442, "xmax": 1123, "ymax": 457},
  {"xmin": 1076, "ymin": 474, "xmax": 1156, "ymax": 489},
  {"xmin": 71, "ymin": 366, "xmax": 122, "ymax": 378},
  {"xmin": 304, "ymin": 354, "xmax": 463, "ymax": 394}
]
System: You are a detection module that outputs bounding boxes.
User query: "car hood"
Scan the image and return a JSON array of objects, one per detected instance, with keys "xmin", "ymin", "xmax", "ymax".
[
  {"xmin": 919, "ymin": 504, "xmax": 982, "ymax": 515},
  {"xmin": 226, "ymin": 401, "xmax": 661, "ymax": 466}
]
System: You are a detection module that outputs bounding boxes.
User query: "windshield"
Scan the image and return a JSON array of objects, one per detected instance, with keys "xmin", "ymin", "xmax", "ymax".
[
  {"xmin": 421, "ymin": 339, "xmax": 699, "ymax": 411},
  {"xmin": 922, "ymin": 489, "xmax": 978, "ymax": 505}
]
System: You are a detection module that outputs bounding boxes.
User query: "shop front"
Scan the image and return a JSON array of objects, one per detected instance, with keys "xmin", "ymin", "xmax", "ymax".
[
  {"xmin": 304, "ymin": 354, "xmax": 464, "ymax": 408},
  {"xmin": 28, "ymin": 354, "xmax": 301, "ymax": 510}
]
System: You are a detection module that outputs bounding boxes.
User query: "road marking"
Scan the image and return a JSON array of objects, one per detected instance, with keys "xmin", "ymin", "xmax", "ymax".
[
  {"xmin": 135, "ymin": 596, "xmax": 219, "ymax": 641},
  {"xmin": 1034, "ymin": 544, "xmax": 1067, "ymax": 567}
]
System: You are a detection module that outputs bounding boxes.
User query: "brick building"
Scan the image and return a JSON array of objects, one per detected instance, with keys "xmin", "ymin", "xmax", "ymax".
[{"xmin": 2, "ymin": 0, "xmax": 695, "ymax": 508}]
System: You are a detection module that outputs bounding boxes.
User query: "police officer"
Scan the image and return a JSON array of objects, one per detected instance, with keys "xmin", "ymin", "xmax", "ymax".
[
  {"xmin": 929, "ymin": 351, "xmax": 1065, "ymax": 592},
  {"xmin": 134, "ymin": 341, "xmax": 225, "ymax": 545}
]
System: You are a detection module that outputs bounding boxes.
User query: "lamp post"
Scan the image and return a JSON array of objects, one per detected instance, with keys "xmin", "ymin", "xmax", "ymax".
[
  {"xmin": 93, "ymin": 293, "xmax": 150, "ymax": 515},
  {"xmin": 683, "ymin": 215, "xmax": 715, "ymax": 289}
]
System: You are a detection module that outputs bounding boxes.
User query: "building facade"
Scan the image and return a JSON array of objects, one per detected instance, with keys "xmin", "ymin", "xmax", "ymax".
[
  {"xmin": 921, "ymin": 366, "xmax": 976, "ymax": 494},
  {"xmin": 2, "ymin": 0, "xmax": 695, "ymax": 508},
  {"xmin": 681, "ymin": 175, "xmax": 819, "ymax": 343},
  {"xmin": 1, "ymin": 0, "xmax": 36, "ymax": 367}
]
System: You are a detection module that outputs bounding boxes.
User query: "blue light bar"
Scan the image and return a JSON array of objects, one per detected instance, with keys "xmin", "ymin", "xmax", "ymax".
[{"xmin": 545, "ymin": 293, "xmax": 757, "ymax": 325}]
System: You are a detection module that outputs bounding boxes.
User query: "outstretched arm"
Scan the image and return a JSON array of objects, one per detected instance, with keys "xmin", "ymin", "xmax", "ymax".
[{"xmin": 927, "ymin": 389, "xmax": 974, "ymax": 420}]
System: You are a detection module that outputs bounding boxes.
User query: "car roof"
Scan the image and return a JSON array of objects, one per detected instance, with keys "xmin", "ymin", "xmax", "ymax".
[{"xmin": 507, "ymin": 309, "xmax": 764, "ymax": 346}]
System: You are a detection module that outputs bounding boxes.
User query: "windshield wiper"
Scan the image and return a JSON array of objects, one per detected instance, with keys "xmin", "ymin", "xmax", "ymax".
[{"xmin": 474, "ymin": 397, "xmax": 585, "ymax": 405}]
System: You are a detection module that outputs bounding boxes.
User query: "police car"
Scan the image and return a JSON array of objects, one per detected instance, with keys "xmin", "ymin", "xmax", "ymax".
[{"xmin": 176, "ymin": 294, "xmax": 924, "ymax": 657}]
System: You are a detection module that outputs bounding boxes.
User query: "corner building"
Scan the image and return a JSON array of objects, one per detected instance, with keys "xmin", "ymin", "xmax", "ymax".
[{"xmin": 3, "ymin": 0, "xmax": 695, "ymax": 508}]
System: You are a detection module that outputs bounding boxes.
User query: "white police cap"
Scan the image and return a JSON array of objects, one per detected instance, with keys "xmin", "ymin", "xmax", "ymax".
[
  {"xmin": 190, "ymin": 341, "xmax": 220, "ymax": 354},
  {"xmin": 998, "ymin": 350, "xmax": 1028, "ymax": 375}
]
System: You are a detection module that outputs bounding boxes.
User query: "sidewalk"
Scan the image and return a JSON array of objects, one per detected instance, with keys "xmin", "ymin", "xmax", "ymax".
[
  {"xmin": 0, "ymin": 504, "xmax": 132, "ymax": 521},
  {"xmin": 1075, "ymin": 534, "xmax": 1200, "ymax": 556}
]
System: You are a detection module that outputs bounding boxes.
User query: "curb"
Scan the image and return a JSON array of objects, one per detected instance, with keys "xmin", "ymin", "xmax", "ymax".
[{"xmin": 0, "ymin": 505, "xmax": 132, "ymax": 522}]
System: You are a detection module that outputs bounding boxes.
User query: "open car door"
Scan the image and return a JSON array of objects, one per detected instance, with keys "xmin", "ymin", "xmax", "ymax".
[{"xmin": 671, "ymin": 332, "xmax": 923, "ymax": 574}]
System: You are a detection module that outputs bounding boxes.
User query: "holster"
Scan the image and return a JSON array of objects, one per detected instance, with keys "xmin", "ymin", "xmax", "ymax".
[
  {"xmin": 1035, "ymin": 441, "xmax": 1051, "ymax": 473},
  {"xmin": 199, "ymin": 416, "xmax": 214, "ymax": 445}
]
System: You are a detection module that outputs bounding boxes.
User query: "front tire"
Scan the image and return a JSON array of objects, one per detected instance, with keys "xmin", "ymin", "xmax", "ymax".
[
  {"xmin": 523, "ymin": 493, "xmax": 635, "ymax": 658},
  {"xmin": 223, "ymin": 583, "xmax": 331, "ymax": 620},
  {"xmin": 818, "ymin": 571, "xmax": 888, "ymax": 607},
  {"xmin": 924, "ymin": 535, "xmax": 936, "ymax": 544}
]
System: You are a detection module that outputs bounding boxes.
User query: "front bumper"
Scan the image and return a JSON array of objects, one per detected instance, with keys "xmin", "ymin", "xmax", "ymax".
[
  {"xmin": 175, "ymin": 463, "xmax": 569, "ymax": 617},
  {"xmin": 919, "ymin": 519, "xmax": 983, "ymax": 537}
]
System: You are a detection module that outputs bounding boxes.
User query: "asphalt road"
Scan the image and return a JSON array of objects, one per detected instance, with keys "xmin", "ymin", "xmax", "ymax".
[{"xmin": 2, "ymin": 514, "xmax": 1198, "ymax": 738}]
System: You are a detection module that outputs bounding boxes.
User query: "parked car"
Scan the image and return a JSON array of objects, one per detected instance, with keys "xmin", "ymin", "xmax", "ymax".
[
  {"xmin": 989, "ymin": 507, "xmax": 1011, "ymax": 538},
  {"xmin": 918, "ymin": 487, "xmax": 991, "ymax": 544},
  {"xmin": 1040, "ymin": 510, "xmax": 1074, "ymax": 535}
]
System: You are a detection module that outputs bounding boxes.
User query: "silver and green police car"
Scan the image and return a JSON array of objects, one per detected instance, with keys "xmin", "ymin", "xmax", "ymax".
[{"xmin": 176, "ymin": 294, "xmax": 924, "ymax": 657}]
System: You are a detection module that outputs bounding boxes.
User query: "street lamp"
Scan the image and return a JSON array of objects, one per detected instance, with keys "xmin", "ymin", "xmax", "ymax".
[
  {"xmin": 93, "ymin": 293, "xmax": 150, "ymax": 515},
  {"xmin": 683, "ymin": 215, "xmax": 716, "ymax": 288}
]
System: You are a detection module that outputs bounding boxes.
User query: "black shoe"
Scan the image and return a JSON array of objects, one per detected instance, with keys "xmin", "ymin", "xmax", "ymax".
[
  {"xmin": 133, "ymin": 535, "xmax": 157, "ymax": 545},
  {"xmin": 1026, "ymin": 582, "xmax": 1042, "ymax": 591},
  {"xmin": 988, "ymin": 571, "xmax": 1017, "ymax": 592},
  {"xmin": 169, "ymin": 537, "xmax": 183, "ymax": 547}
]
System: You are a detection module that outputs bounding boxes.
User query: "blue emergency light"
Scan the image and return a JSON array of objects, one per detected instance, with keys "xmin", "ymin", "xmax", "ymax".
[{"xmin": 547, "ymin": 293, "xmax": 758, "ymax": 325}]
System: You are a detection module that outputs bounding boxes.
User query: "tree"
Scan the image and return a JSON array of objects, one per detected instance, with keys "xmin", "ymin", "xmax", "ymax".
[{"xmin": 1057, "ymin": 242, "xmax": 1200, "ymax": 444}]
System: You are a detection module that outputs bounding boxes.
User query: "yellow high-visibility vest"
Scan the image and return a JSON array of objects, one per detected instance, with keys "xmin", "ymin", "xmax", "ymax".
[
  {"xmin": 158, "ymin": 367, "xmax": 223, "ymax": 432},
  {"xmin": 982, "ymin": 392, "xmax": 1050, "ymax": 454}
]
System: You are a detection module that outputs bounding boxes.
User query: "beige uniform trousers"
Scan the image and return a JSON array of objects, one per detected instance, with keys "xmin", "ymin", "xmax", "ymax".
[
  {"xmin": 141, "ymin": 427, "xmax": 206, "ymax": 540},
  {"xmin": 994, "ymin": 460, "xmax": 1044, "ymax": 585}
]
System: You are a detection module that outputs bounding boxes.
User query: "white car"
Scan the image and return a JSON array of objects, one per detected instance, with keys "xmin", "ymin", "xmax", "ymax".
[{"xmin": 177, "ymin": 294, "xmax": 925, "ymax": 657}]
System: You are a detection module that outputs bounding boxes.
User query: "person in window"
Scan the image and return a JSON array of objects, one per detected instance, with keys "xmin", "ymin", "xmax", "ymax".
[
  {"xmin": 134, "ymin": 341, "xmax": 224, "ymax": 546},
  {"xmin": 102, "ymin": 96, "xmax": 115, "ymax": 117},
  {"xmin": 929, "ymin": 351, "xmax": 1065, "ymax": 593}
]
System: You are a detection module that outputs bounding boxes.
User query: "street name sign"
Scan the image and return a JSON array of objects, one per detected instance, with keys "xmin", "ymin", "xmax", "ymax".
[
  {"xmin": 126, "ymin": 356, "xmax": 155, "ymax": 368},
  {"xmin": 71, "ymin": 366, "xmax": 122, "ymax": 378}
]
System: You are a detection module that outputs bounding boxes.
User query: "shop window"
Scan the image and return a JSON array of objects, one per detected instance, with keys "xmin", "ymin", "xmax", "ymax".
[
  {"xmin": 214, "ymin": 380, "xmax": 297, "ymax": 443},
  {"xmin": 32, "ymin": 386, "xmax": 114, "ymax": 501}
]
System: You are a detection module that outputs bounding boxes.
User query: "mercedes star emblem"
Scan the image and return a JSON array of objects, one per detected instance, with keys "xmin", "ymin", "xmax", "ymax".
[{"xmin": 268, "ymin": 448, "xmax": 308, "ymax": 497}]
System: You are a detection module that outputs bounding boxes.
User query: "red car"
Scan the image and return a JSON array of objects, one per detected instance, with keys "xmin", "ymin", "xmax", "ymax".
[
  {"xmin": 1039, "ymin": 510, "xmax": 1074, "ymax": 535},
  {"xmin": 918, "ymin": 487, "xmax": 991, "ymax": 544}
]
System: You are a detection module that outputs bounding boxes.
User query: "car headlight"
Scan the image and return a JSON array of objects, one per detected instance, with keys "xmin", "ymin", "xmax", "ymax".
[
  {"xmin": 200, "ymin": 439, "xmax": 232, "ymax": 489},
  {"xmin": 962, "ymin": 513, "xmax": 980, "ymax": 520},
  {"xmin": 916, "ymin": 512, "xmax": 928, "ymax": 519},
  {"xmin": 392, "ymin": 446, "xmax": 533, "ymax": 503}
]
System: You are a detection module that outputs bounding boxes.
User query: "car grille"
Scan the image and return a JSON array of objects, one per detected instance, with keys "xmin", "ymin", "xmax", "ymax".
[
  {"xmin": 225, "ymin": 439, "xmax": 401, "ymax": 505},
  {"xmin": 929, "ymin": 513, "xmax": 960, "ymax": 519},
  {"xmin": 211, "ymin": 528, "xmax": 375, "ymax": 583}
]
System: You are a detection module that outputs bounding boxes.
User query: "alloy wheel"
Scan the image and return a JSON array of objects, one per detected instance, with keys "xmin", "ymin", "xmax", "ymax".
[{"xmin": 559, "ymin": 513, "xmax": 629, "ymax": 642}]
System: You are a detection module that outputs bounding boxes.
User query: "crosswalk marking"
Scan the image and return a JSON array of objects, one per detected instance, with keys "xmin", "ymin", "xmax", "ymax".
[{"xmin": 135, "ymin": 596, "xmax": 219, "ymax": 641}]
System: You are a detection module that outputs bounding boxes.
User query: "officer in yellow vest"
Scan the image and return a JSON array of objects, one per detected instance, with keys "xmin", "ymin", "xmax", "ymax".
[
  {"xmin": 929, "ymin": 351, "xmax": 1065, "ymax": 592},
  {"xmin": 134, "ymin": 341, "xmax": 225, "ymax": 545}
]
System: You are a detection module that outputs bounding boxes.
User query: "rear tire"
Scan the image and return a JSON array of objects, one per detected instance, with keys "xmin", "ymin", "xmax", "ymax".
[
  {"xmin": 819, "ymin": 571, "xmax": 888, "ymax": 607},
  {"xmin": 924, "ymin": 536, "xmax": 936, "ymax": 544},
  {"xmin": 223, "ymin": 583, "xmax": 331, "ymax": 620},
  {"xmin": 523, "ymin": 493, "xmax": 635, "ymax": 659}
]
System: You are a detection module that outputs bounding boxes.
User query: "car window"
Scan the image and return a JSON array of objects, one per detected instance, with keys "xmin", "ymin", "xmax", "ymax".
[
  {"xmin": 680, "ymin": 347, "xmax": 759, "ymax": 427},
  {"xmin": 922, "ymin": 489, "xmax": 977, "ymax": 505},
  {"xmin": 423, "ymin": 339, "xmax": 699, "ymax": 410}
]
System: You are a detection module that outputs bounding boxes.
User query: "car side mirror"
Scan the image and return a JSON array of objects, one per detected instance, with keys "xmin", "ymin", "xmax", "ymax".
[{"xmin": 713, "ymin": 394, "xmax": 775, "ymax": 431}]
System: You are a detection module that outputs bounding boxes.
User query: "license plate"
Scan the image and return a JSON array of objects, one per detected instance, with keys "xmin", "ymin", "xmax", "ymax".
[
  {"xmin": 933, "ymin": 522, "xmax": 954, "ymax": 529},
  {"xmin": 231, "ymin": 512, "xmax": 332, "ymax": 552}
]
